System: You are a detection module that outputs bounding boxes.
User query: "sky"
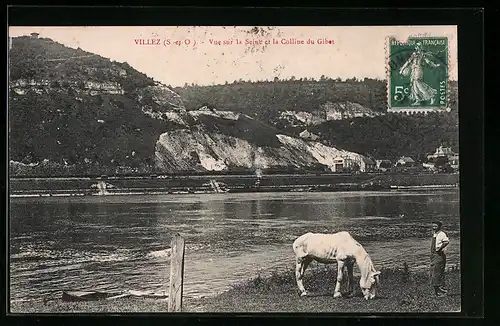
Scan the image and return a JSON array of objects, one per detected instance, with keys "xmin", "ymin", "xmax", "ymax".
[{"xmin": 8, "ymin": 26, "xmax": 458, "ymax": 87}]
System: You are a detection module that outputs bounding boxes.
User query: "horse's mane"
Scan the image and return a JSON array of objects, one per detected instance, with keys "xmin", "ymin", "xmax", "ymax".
[
  {"xmin": 357, "ymin": 246, "xmax": 376, "ymax": 280},
  {"xmin": 362, "ymin": 253, "xmax": 376, "ymax": 272}
]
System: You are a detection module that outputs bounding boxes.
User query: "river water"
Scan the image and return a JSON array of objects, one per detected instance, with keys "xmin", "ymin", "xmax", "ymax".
[{"xmin": 9, "ymin": 190, "xmax": 460, "ymax": 302}]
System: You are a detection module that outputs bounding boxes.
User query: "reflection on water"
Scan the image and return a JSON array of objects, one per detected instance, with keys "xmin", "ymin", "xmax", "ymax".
[{"xmin": 10, "ymin": 190, "xmax": 460, "ymax": 301}]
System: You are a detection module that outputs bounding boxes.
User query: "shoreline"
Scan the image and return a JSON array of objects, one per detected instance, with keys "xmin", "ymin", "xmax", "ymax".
[
  {"xmin": 9, "ymin": 266, "xmax": 461, "ymax": 313},
  {"xmin": 9, "ymin": 238, "xmax": 461, "ymax": 307},
  {"xmin": 9, "ymin": 172, "xmax": 459, "ymax": 197},
  {"xmin": 9, "ymin": 184, "xmax": 458, "ymax": 198}
]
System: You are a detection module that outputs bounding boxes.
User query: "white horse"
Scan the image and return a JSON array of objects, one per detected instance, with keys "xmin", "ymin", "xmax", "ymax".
[{"xmin": 292, "ymin": 231, "xmax": 381, "ymax": 300}]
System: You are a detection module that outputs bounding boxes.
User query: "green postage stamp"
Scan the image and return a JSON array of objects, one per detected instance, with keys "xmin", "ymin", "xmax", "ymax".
[{"xmin": 387, "ymin": 37, "xmax": 449, "ymax": 112}]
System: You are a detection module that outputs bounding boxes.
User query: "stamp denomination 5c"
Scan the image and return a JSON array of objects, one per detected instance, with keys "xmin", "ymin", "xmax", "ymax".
[{"xmin": 387, "ymin": 37, "xmax": 449, "ymax": 112}]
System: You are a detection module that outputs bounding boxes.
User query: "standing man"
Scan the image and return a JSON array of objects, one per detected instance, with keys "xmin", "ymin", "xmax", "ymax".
[{"xmin": 430, "ymin": 220, "xmax": 450, "ymax": 297}]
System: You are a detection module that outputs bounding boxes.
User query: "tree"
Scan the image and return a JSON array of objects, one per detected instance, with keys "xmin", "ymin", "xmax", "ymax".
[
  {"xmin": 433, "ymin": 156, "xmax": 449, "ymax": 167},
  {"xmin": 417, "ymin": 153, "xmax": 428, "ymax": 163},
  {"xmin": 50, "ymin": 80, "xmax": 60, "ymax": 88}
]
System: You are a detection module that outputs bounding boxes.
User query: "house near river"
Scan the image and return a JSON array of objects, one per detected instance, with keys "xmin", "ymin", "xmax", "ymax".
[
  {"xmin": 396, "ymin": 156, "xmax": 416, "ymax": 167},
  {"xmin": 332, "ymin": 156, "xmax": 375, "ymax": 172},
  {"xmin": 425, "ymin": 145, "xmax": 459, "ymax": 171}
]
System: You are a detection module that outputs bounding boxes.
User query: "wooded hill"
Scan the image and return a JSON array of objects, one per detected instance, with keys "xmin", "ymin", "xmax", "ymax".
[
  {"xmin": 173, "ymin": 78, "xmax": 457, "ymax": 121},
  {"xmin": 309, "ymin": 111, "xmax": 459, "ymax": 161},
  {"xmin": 173, "ymin": 77, "xmax": 388, "ymax": 122},
  {"xmin": 9, "ymin": 36, "xmax": 181, "ymax": 175}
]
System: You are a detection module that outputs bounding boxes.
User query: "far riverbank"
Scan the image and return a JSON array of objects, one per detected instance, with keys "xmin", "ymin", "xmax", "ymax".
[{"xmin": 9, "ymin": 172, "xmax": 458, "ymax": 197}]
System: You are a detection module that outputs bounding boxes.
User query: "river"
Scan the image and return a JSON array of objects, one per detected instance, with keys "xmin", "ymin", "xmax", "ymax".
[{"xmin": 9, "ymin": 190, "xmax": 460, "ymax": 302}]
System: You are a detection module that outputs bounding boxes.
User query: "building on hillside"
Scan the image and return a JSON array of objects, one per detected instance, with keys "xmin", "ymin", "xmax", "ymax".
[
  {"xmin": 375, "ymin": 159, "xmax": 393, "ymax": 171},
  {"xmin": 332, "ymin": 156, "xmax": 374, "ymax": 172},
  {"xmin": 427, "ymin": 145, "xmax": 459, "ymax": 170},
  {"xmin": 332, "ymin": 156, "xmax": 355, "ymax": 172},
  {"xmin": 299, "ymin": 130, "xmax": 320, "ymax": 141},
  {"xmin": 396, "ymin": 156, "xmax": 415, "ymax": 167},
  {"xmin": 427, "ymin": 145, "xmax": 455, "ymax": 160},
  {"xmin": 30, "ymin": 32, "xmax": 40, "ymax": 38},
  {"xmin": 356, "ymin": 157, "xmax": 376, "ymax": 172}
]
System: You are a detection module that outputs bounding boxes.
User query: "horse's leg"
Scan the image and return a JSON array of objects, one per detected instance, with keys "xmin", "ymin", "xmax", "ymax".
[
  {"xmin": 297, "ymin": 256, "xmax": 312, "ymax": 296},
  {"xmin": 301, "ymin": 256, "xmax": 312, "ymax": 276},
  {"xmin": 334, "ymin": 260, "xmax": 345, "ymax": 298},
  {"xmin": 346, "ymin": 261, "xmax": 355, "ymax": 295},
  {"xmin": 295, "ymin": 257, "xmax": 307, "ymax": 296}
]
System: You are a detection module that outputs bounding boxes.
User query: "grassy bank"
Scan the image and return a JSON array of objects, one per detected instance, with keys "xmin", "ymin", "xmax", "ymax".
[
  {"xmin": 188, "ymin": 266, "xmax": 461, "ymax": 313},
  {"xmin": 10, "ymin": 266, "xmax": 460, "ymax": 314}
]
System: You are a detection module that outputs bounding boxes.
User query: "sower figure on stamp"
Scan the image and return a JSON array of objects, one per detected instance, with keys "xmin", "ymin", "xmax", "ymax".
[
  {"xmin": 399, "ymin": 42, "xmax": 441, "ymax": 106},
  {"xmin": 430, "ymin": 220, "xmax": 450, "ymax": 297}
]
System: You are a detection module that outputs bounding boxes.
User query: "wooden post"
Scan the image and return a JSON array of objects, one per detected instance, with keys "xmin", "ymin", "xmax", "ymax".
[{"xmin": 168, "ymin": 233, "xmax": 185, "ymax": 312}]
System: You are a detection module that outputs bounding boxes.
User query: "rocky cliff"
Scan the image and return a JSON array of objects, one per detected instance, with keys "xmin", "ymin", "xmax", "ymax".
[
  {"xmin": 276, "ymin": 101, "xmax": 383, "ymax": 127},
  {"xmin": 154, "ymin": 108, "xmax": 371, "ymax": 173}
]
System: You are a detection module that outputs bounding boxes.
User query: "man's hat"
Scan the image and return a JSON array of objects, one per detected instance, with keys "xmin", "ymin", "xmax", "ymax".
[{"xmin": 432, "ymin": 221, "xmax": 443, "ymax": 228}]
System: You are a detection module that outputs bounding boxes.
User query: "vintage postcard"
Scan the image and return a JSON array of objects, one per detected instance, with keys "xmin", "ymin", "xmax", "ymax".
[{"xmin": 8, "ymin": 25, "xmax": 460, "ymax": 314}]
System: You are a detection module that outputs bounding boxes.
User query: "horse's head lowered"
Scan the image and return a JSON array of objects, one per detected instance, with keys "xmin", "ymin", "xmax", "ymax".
[{"xmin": 360, "ymin": 270, "xmax": 381, "ymax": 300}]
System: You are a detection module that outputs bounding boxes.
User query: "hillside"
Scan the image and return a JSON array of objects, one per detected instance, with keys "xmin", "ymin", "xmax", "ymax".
[
  {"xmin": 8, "ymin": 36, "xmax": 186, "ymax": 175},
  {"xmin": 300, "ymin": 111, "xmax": 459, "ymax": 161},
  {"xmin": 173, "ymin": 79, "xmax": 458, "ymax": 161},
  {"xmin": 174, "ymin": 78, "xmax": 457, "ymax": 119},
  {"xmin": 173, "ymin": 77, "xmax": 388, "ymax": 123}
]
